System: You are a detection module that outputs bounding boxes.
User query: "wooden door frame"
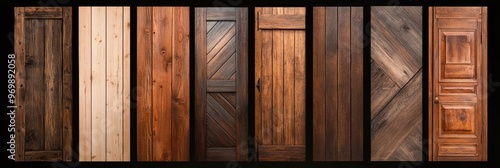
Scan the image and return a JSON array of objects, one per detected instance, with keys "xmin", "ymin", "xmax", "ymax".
[
  {"xmin": 14, "ymin": 7, "xmax": 72, "ymax": 161},
  {"xmin": 428, "ymin": 7, "xmax": 488, "ymax": 161}
]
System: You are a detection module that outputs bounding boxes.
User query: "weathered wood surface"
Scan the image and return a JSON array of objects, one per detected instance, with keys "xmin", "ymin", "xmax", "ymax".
[{"xmin": 371, "ymin": 6, "xmax": 422, "ymax": 161}]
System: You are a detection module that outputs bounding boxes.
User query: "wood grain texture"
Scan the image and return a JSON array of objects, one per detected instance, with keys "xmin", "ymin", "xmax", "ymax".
[
  {"xmin": 79, "ymin": 6, "xmax": 130, "ymax": 162},
  {"xmin": 313, "ymin": 7, "xmax": 364, "ymax": 161},
  {"xmin": 137, "ymin": 7, "xmax": 190, "ymax": 161},
  {"xmin": 196, "ymin": 7, "xmax": 247, "ymax": 161},
  {"xmin": 429, "ymin": 7, "xmax": 487, "ymax": 161},
  {"xmin": 15, "ymin": 7, "xmax": 72, "ymax": 162},
  {"xmin": 256, "ymin": 7, "xmax": 306, "ymax": 161},
  {"xmin": 371, "ymin": 6, "xmax": 422, "ymax": 161}
]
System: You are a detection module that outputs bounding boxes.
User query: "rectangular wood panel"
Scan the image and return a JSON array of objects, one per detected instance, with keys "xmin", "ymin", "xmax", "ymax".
[
  {"xmin": 196, "ymin": 7, "xmax": 248, "ymax": 161},
  {"xmin": 79, "ymin": 6, "xmax": 130, "ymax": 162},
  {"xmin": 371, "ymin": 6, "xmax": 422, "ymax": 161},
  {"xmin": 313, "ymin": 7, "xmax": 364, "ymax": 161},
  {"xmin": 255, "ymin": 7, "xmax": 305, "ymax": 162},
  {"xmin": 429, "ymin": 7, "xmax": 487, "ymax": 161},
  {"xmin": 137, "ymin": 7, "xmax": 190, "ymax": 162},
  {"xmin": 15, "ymin": 7, "xmax": 72, "ymax": 162}
]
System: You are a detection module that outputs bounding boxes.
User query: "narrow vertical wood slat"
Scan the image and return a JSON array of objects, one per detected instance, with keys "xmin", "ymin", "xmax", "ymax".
[
  {"xmin": 337, "ymin": 7, "xmax": 351, "ymax": 161},
  {"xmin": 44, "ymin": 19, "xmax": 63, "ymax": 151},
  {"xmin": 14, "ymin": 7, "xmax": 26, "ymax": 161},
  {"xmin": 171, "ymin": 7, "xmax": 190, "ymax": 161},
  {"xmin": 283, "ymin": 7, "xmax": 295, "ymax": 146},
  {"xmin": 293, "ymin": 7, "xmax": 306, "ymax": 146},
  {"xmin": 236, "ymin": 8, "xmax": 249, "ymax": 161},
  {"xmin": 480, "ymin": 7, "xmax": 488, "ymax": 161},
  {"xmin": 78, "ymin": 7, "xmax": 92, "ymax": 161},
  {"xmin": 90, "ymin": 7, "xmax": 107, "ymax": 161},
  {"xmin": 272, "ymin": 7, "xmax": 284, "ymax": 145},
  {"xmin": 105, "ymin": 7, "xmax": 124, "ymax": 161},
  {"xmin": 324, "ymin": 7, "xmax": 338, "ymax": 161},
  {"xmin": 312, "ymin": 7, "xmax": 326, "ymax": 161},
  {"xmin": 152, "ymin": 7, "xmax": 173, "ymax": 161},
  {"xmin": 122, "ymin": 7, "xmax": 131, "ymax": 161},
  {"xmin": 260, "ymin": 7, "xmax": 274, "ymax": 146},
  {"xmin": 350, "ymin": 7, "xmax": 364, "ymax": 161},
  {"xmin": 195, "ymin": 8, "xmax": 208, "ymax": 161},
  {"xmin": 427, "ymin": 7, "xmax": 434, "ymax": 161},
  {"xmin": 61, "ymin": 7, "xmax": 73, "ymax": 161},
  {"xmin": 254, "ymin": 7, "xmax": 263, "ymax": 154}
]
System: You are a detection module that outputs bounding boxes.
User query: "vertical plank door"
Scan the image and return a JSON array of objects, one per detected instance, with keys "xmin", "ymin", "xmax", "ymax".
[
  {"xmin": 195, "ymin": 7, "xmax": 248, "ymax": 161},
  {"xmin": 371, "ymin": 6, "xmax": 423, "ymax": 161},
  {"xmin": 14, "ymin": 7, "xmax": 72, "ymax": 162},
  {"xmin": 137, "ymin": 7, "xmax": 190, "ymax": 161},
  {"xmin": 79, "ymin": 6, "xmax": 131, "ymax": 162},
  {"xmin": 312, "ymin": 7, "xmax": 364, "ymax": 161},
  {"xmin": 429, "ymin": 7, "xmax": 487, "ymax": 161},
  {"xmin": 255, "ymin": 7, "xmax": 305, "ymax": 161}
]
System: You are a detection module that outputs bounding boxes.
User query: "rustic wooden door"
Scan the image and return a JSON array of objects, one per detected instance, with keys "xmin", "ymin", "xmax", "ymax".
[
  {"xmin": 195, "ymin": 7, "xmax": 248, "ymax": 161},
  {"xmin": 429, "ymin": 7, "xmax": 487, "ymax": 161},
  {"xmin": 79, "ymin": 6, "xmax": 131, "ymax": 162},
  {"xmin": 255, "ymin": 7, "xmax": 306, "ymax": 161},
  {"xmin": 137, "ymin": 7, "xmax": 190, "ymax": 162},
  {"xmin": 313, "ymin": 7, "xmax": 363, "ymax": 161},
  {"xmin": 14, "ymin": 7, "xmax": 72, "ymax": 162}
]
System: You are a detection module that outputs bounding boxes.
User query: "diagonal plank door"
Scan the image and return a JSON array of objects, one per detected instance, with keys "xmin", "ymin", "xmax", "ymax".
[
  {"xmin": 195, "ymin": 8, "xmax": 248, "ymax": 161},
  {"xmin": 255, "ymin": 7, "xmax": 306, "ymax": 161}
]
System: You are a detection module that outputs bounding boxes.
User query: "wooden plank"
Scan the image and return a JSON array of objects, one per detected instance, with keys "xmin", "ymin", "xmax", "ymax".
[
  {"xmin": 24, "ymin": 7, "xmax": 63, "ymax": 18},
  {"xmin": 272, "ymin": 7, "xmax": 284, "ymax": 145},
  {"xmin": 78, "ymin": 6, "xmax": 92, "ymax": 161},
  {"xmin": 235, "ymin": 7, "xmax": 248, "ymax": 161},
  {"xmin": 25, "ymin": 151, "xmax": 62, "ymax": 161},
  {"xmin": 171, "ymin": 7, "xmax": 190, "ymax": 161},
  {"xmin": 24, "ymin": 19, "xmax": 45, "ymax": 151},
  {"xmin": 211, "ymin": 53, "xmax": 236, "ymax": 80},
  {"xmin": 370, "ymin": 62, "xmax": 400, "ymax": 119},
  {"xmin": 207, "ymin": 34, "xmax": 236, "ymax": 79},
  {"xmin": 152, "ymin": 7, "xmax": 173, "ymax": 161},
  {"xmin": 324, "ymin": 7, "xmax": 338, "ymax": 161},
  {"xmin": 137, "ymin": 7, "xmax": 153, "ymax": 161},
  {"xmin": 260, "ymin": 7, "xmax": 273, "ymax": 145},
  {"xmin": 312, "ymin": 7, "xmax": 326, "ymax": 161},
  {"xmin": 337, "ymin": 7, "xmax": 351, "ymax": 161},
  {"xmin": 481, "ymin": 7, "xmax": 488, "ymax": 161},
  {"xmin": 122, "ymin": 6, "xmax": 131, "ymax": 162},
  {"xmin": 258, "ymin": 145, "xmax": 306, "ymax": 161},
  {"xmin": 206, "ymin": 22, "xmax": 235, "ymax": 58},
  {"xmin": 195, "ymin": 8, "xmax": 207, "ymax": 161},
  {"xmin": 258, "ymin": 14, "xmax": 305, "ymax": 29},
  {"xmin": 44, "ymin": 19, "xmax": 63, "ymax": 151},
  {"xmin": 254, "ymin": 7, "xmax": 263, "ymax": 152},
  {"xmin": 61, "ymin": 7, "xmax": 73, "ymax": 161},
  {"xmin": 207, "ymin": 25, "xmax": 235, "ymax": 67},
  {"xmin": 207, "ymin": 80, "xmax": 236, "ymax": 92},
  {"xmin": 283, "ymin": 8, "xmax": 295, "ymax": 146},
  {"xmin": 14, "ymin": 7, "xmax": 26, "ymax": 161},
  {"xmin": 350, "ymin": 7, "xmax": 364, "ymax": 161},
  {"xmin": 293, "ymin": 7, "xmax": 306, "ymax": 146},
  {"xmin": 207, "ymin": 148, "xmax": 236, "ymax": 161},
  {"xmin": 207, "ymin": 8, "xmax": 236, "ymax": 20},
  {"xmin": 435, "ymin": 7, "xmax": 481, "ymax": 18},
  {"xmin": 90, "ymin": 6, "xmax": 107, "ymax": 161}
]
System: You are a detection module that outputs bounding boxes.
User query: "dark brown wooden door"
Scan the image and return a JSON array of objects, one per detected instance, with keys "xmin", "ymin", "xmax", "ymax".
[
  {"xmin": 430, "ymin": 7, "xmax": 487, "ymax": 161},
  {"xmin": 195, "ymin": 8, "xmax": 248, "ymax": 161},
  {"xmin": 255, "ymin": 7, "xmax": 306, "ymax": 161},
  {"xmin": 14, "ymin": 7, "xmax": 72, "ymax": 161}
]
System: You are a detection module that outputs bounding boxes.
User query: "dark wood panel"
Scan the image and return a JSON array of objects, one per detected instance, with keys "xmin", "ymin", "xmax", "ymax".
[
  {"xmin": 324, "ymin": 7, "xmax": 338, "ymax": 161},
  {"xmin": 25, "ymin": 151, "xmax": 62, "ymax": 161},
  {"xmin": 350, "ymin": 7, "xmax": 364, "ymax": 161},
  {"xmin": 195, "ymin": 8, "xmax": 208, "ymax": 161},
  {"xmin": 61, "ymin": 7, "xmax": 73, "ymax": 161},
  {"xmin": 24, "ymin": 7, "xmax": 63, "ymax": 18},
  {"xmin": 14, "ymin": 7, "xmax": 26, "ymax": 161},
  {"xmin": 258, "ymin": 145, "xmax": 306, "ymax": 161},
  {"xmin": 207, "ymin": 148, "xmax": 236, "ymax": 161},
  {"xmin": 312, "ymin": 7, "xmax": 326, "ymax": 161}
]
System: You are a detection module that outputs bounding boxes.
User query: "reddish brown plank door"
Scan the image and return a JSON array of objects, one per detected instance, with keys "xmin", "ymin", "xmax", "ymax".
[
  {"xmin": 14, "ymin": 7, "xmax": 72, "ymax": 161},
  {"xmin": 195, "ymin": 8, "xmax": 248, "ymax": 161},
  {"xmin": 429, "ymin": 7, "xmax": 487, "ymax": 161},
  {"xmin": 137, "ymin": 7, "xmax": 190, "ymax": 161},
  {"xmin": 255, "ymin": 7, "xmax": 305, "ymax": 161},
  {"xmin": 312, "ymin": 7, "xmax": 363, "ymax": 161}
]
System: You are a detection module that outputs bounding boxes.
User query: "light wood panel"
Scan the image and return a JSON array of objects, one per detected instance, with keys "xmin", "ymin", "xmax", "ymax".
[
  {"xmin": 313, "ymin": 7, "xmax": 364, "ymax": 161},
  {"xmin": 137, "ymin": 7, "xmax": 190, "ymax": 161},
  {"xmin": 371, "ymin": 6, "xmax": 422, "ymax": 161},
  {"xmin": 14, "ymin": 7, "xmax": 72, "ymax": 162},
  {"xmin": 79, "ymin": 6, "xmax": 130, "ymax": 162}
]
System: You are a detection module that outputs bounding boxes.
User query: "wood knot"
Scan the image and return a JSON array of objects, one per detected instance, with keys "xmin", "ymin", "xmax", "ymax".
[{"xmin": 401, "ymin": 25, "xmax": 410, "ymax": 32}]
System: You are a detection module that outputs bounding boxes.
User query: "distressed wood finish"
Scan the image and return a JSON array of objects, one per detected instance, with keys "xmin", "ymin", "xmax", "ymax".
[
  {"xmin": 14, "ymin": 7, "xmax": 72, "ymax": 162},
  {"xmin": 79, "ymin": 6, "xmax": 130, "ymax": 162},
  {"xmin": 371, "ymin": 6, "xmax": 423, "ymax": 161},
  {"xmin": 429, "ymin": 7, "xmax": 487, "ymax": 161},
  {"xmin": 255, "ymin": 7, "xmax": 305, "ymax": 161},
  {"xmin": 137, "ymin": 7, "xmax": 190, "ymax": 161},
  {"xmin": 195, "ymin": 8, "xmax": 248, "ymax": 161},
  {"xmin": 312, "ymin": 7, "xmax": 364, "ymax": 161}
]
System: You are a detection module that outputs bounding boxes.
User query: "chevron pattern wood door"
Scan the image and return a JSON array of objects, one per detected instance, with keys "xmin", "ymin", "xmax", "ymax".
[
  {"xmin": 195, "ymin": 8, "xmax": 248, "ymax": 161},
  {"xmin": 429, "ymin": 7, "xmax": 487, "ymax": 161},
  {"xmin": 14, "ymin": 7, "xmax": 72, "ymax": 162},
  {"xmin": 137, "ymin": 7, "xmax": 190, "ymax": 161},
  {"xmin": 255, "ymin": 7, "xmax": 306, "ymax": 161},
  {"xmin": 371, "ymin": 6, "xmax": 423, "ymax": 161}
]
